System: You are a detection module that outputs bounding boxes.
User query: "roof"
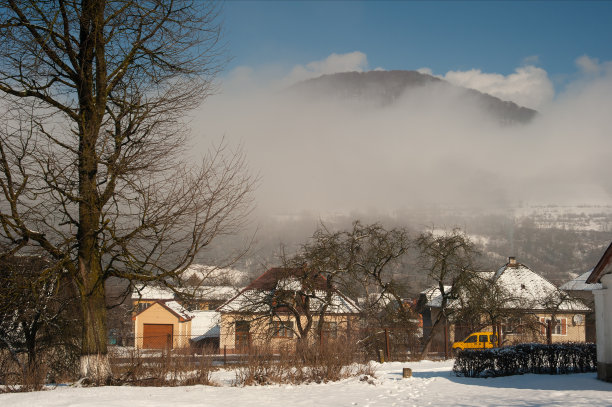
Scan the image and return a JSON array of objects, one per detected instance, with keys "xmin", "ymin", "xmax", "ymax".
[
  {"xmin": 132, "ymin": 300, "xmax": 191, "ymax": 322},
  {"xmin": 586, "ymin": 241, "xmax": 612, "ymax": 284},
  {"xmin": 132, "ymin": 284, "xmax": 238, "ymax": 301},
  {"xmin": 560, "ymin": 270, "xmax": 603, "ymax": 291},
  {"xmin": 190, "ymin": 311, "xmax": 221, "ymax": 340},
  {"xmin": 492, "ymin": 262, "xmax": 587, "ymax": 311},
  {"xmin": 422, "ymin": 260, "xmax": 589, "ymax": 312},
  {"xmin": 218, "ymin": 267, "xmax": 360, "ymax": 314}
]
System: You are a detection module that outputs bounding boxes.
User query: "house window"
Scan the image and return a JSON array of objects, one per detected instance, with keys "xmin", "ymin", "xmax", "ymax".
[
  {"xmin": 136, "ymin": 302, "xmax": 150, "ymax": 313},
  {"xmin": 270, "ymin": 321, "xmax": 294, "ymax": 338},
  {"xmin": 541, "ymin": 318, "xmax": 566, "ymax": 335},
  {"xmin": 322, "ymin": 321, "xmax": 338, "ymax": 339}
]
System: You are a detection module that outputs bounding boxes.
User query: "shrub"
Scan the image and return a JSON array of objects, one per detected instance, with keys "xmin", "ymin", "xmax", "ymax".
[
  {"xmin": 109, "ymin": 345, "xmax": 216, "ymax": 386},
  {"xmin": 233, "ymin": 338, "xmax": 375, "ymax": 386},
  {"xmin": 453, "ymin": 343, "xmax": 596, "ymax": 378}
]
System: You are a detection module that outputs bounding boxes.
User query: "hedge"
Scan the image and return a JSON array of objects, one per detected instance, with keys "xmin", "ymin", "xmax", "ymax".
[{"xmin": 452, "ymin": 343, "xmax": 597, "ymax": 378}]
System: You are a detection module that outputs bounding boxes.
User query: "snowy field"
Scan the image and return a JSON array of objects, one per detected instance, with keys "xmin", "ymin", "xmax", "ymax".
[{"xmin": 1, "ymin": 360, "xmax": 610, "ymax": 407}]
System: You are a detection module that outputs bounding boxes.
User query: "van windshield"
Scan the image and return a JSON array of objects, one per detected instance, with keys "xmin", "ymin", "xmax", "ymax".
[{"xmin": 464, "ymin": 335, "xmax": 477, "ymax": 343}]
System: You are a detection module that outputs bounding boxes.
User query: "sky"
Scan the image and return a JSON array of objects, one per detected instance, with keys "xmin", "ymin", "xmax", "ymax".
[
  {"xmin": 189, "ymin": 1, "xmax": 612, "ymax": 217},
  {"xmin": 222, "ymin": 1, "xmax": 612, "ymax": 85}
]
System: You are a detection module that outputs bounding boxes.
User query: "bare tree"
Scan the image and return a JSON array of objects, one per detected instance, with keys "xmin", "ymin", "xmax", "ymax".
[
  {"xmin": 0, "ymin": 1, "xmax": 254, "ymax": 381},
  {"xmin": 416, "ymin": 229, "xmax": 478, "ymax": 358},
  {"xmin": 0, "ymin": 254, "xmax": 79, "ymax": 387},
  {"xmin": 288, "ymin": 221, "xmax": 416, "ymax": 353}
]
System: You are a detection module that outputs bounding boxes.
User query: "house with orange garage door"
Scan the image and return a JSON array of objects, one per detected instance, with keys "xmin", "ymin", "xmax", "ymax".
[{"xmin": 132, "ymin": 284, "xmax": 238, "ymax": 350}]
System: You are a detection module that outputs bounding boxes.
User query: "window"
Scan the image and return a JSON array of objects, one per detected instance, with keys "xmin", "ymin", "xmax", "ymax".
[
  {"xmin": 479, "ymin": 335, "xmax": 488, "ymax": 343},
  {"xmin": 136, "ymin": 302, "xmax": 150, "ymax": 313},
  {"xmin": 540, "ymin": 317, "xmax": 566, "ymax": 335},
  {"xmin": 270, "ymin": 321, "xmax": 294, "ymax": 338},
  {"xmin": 322, "ymin": 321, "xmax": 338, "ymax": 339},
  {"xmin": 465, "ymin": 335, "xmax": 477, "ymax": 343}
]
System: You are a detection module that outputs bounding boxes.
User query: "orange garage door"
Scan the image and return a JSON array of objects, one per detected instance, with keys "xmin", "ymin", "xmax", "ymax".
[{"xmin": 143, "ymin": 324, "xmax": 173, "ymax": 349}]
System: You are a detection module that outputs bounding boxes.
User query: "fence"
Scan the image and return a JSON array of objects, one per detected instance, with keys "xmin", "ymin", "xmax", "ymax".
[{"xmin": 109, "ymin": 317, "xmax": 591, "ymax": 364}]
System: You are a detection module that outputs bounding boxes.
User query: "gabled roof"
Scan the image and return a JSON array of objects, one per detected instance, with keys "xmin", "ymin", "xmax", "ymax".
[
  {"xmin": 218, "ymin": 267, "xmax": 360, "ymax": 314},
  {"xmin": 587, "ymin": 241, "xmax": 612, "ymax": 284},
  {"xmin": 132, "ymin": 300, "xmax": 191, "ymax": 322}
]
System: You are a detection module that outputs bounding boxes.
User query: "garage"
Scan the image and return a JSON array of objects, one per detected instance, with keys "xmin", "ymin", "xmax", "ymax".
[{"xmin": 143, "ymin": 324, "xmax": 173, "ymax": 349}]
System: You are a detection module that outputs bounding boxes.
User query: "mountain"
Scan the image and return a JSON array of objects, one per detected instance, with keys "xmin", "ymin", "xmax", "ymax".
[{"xmin": 289, "ymin": 70, "xmax": 537, "ymax": 125}]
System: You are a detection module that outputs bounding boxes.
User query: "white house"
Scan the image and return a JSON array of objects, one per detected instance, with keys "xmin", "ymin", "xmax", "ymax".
[{"xmin": 586, "ymin": 242, "xmax": 612, "ymax": 382}]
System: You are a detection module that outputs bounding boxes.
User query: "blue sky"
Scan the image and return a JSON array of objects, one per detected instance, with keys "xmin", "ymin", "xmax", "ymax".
[{"xmin": 223, "ymin": 1, "xmax": 612, "ymax": 86}]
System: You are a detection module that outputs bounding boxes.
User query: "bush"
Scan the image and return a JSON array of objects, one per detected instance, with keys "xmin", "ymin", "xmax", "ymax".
[
  {"xmin": 109, "ymin": 345, "xmax": 216, "ymax": 386},
  {"xmin": 233, "ymin": 339, "xmax": 375, "ymax": 386},
  {"xmin": 453, "ymin": 343, "xmax": 596, "ymax": 378}
]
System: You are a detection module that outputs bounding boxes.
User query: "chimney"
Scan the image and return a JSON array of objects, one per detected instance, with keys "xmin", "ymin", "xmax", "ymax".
[{"xmin": 508, "ymin": 257, "xmax": 517, "ymax": 267}]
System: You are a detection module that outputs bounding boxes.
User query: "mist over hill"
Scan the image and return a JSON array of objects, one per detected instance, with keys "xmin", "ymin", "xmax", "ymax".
[{"xmin": 290, "ymin": 70, "xmax": 537, "ymax": 125}]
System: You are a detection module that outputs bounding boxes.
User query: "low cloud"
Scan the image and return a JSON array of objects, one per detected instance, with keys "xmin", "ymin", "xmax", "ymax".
[{"xmin": 193, "ymin": 52, "xmax": 612, "ymax": 217}]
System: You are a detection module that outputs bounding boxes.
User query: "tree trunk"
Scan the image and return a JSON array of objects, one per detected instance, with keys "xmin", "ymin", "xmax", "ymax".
[
  {"xmin": 420, "ymin": 310, "xmax": 446, "ymax": 359},
  {"xmin": 78, "ymin": 267, "xmax": 110, "ymax": 383}
]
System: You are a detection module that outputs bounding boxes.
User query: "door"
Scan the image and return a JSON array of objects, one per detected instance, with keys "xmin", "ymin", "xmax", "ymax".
[
  {"xmin": 143, "ymin": 324, "xmax": 173, "ymax": 349},
  {"xmin": 235, "ymin": 320, "xmax": 251, "ymax": 352}
]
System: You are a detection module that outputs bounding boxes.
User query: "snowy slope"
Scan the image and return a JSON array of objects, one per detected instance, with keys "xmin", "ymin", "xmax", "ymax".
[{"xmin": 1, "ymin": 360, "xmax": 610, "ymax": 407}]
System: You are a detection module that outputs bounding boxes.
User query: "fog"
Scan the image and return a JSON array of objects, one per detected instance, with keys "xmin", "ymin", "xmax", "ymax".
[{"xmin": 190, "ymin": 54, "xmax": 612, "ymax": 221}]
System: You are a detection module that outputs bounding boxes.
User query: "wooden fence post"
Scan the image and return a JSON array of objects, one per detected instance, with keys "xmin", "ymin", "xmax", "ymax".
[{"xmin": 384, "ymin": 328, "xmax": 391, "ymax": 361}]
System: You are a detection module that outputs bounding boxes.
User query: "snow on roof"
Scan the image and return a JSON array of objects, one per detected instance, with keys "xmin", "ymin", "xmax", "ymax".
[
  {"xmin": 218, "ymin": 268, "xmax": 360, "ymax": 314},
  {"xmin": 164, "ymin": 300, "xmax": 193, "ymax": 320},
  {"xmin": 132, "ymin": 284, "xmax": 239, "ymax": 301},
  {"xmin": 218, "ymin": 288, "xmax": 360, "ymax": 314},
  {"xmin": 560, "ymin": 270, "xmax": 603, "ymax": 291},
  {"xmin": 190, "ymin": 311, "xmax": 221, "ymax": 340},
  {"xmin": 422, "ymin": 262, "xmax": 589, "ymax": 312},
  {"xmin": 131, "ymin": 285, "xmax": 175, "ymax": 300},
  {"xmin": 421, "ymin": 286, "xmax": 452, "ymax": 308},
  {"xmin": 492, "ymin": 263, "xmax": 588, "ymax": 311}
]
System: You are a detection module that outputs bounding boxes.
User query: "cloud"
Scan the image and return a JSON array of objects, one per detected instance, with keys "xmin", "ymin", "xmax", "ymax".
[
  {"xmin": 575, "ymin": 55, "xmax": 612, "ymax": 76},
  {"xmin": 432, "ymin": 65, "xmax": 555, "ymax": 110},
  {"xmin": 283, "ymin": 51, "xmax": 369, "ymax": 85},
  {"xmin": 193, "ymin": 52, "xmax": 612, "ymax": 217}
]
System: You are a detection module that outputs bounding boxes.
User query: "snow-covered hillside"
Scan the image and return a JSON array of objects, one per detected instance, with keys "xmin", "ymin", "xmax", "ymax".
[{"xmin": 2, "ymin": 360, "xmax": 609, "ymax": 407}]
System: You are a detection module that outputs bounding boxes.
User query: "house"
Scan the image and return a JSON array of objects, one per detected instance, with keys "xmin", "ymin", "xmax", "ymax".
[
  {"xmin": 217, "ymin": 267, "xmax": 360, "ymax": 354},
  {"xmin": 420, "ymin": 257, "xmax": 590, "ymax": 348},
  {"xmin": 586, "ymin": 241, "xmax": 612, "ymax": 382},
  {"xmin": 132, "ymin": 282, "xmax": 238, "ymax": 350},
  {"xmin": 559, "ymin": 270, "xmax": 601, "ymax": 342}
]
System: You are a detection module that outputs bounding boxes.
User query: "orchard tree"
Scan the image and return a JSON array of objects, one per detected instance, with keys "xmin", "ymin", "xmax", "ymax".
[
  {"xmin": 289, "ymin": 221, "xmax": 415, "ymax": 344},
  {"xmin": 0, "ymin": 1, "xmax": 254, "ymax": 382},
  {"xmin": 416, "ymin": 229, "xmax": 478, "ymax": 358}
]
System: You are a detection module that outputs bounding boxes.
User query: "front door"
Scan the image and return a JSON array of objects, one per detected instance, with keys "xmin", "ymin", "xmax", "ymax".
[{"xmin": 235, "ymin": 320, "xmax": 251, "ymax": 352}]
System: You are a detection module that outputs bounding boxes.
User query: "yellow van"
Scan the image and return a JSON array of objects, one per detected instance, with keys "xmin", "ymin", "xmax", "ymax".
[{"xmin": 452, "ymin": 332, "xmax": 499, "ymax": 351}]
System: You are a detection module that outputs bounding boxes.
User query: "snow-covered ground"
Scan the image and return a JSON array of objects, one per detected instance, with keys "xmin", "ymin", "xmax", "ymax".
[{"xmin": 2, "ymin": 360, "xmax": 610, "ymax": 407}]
